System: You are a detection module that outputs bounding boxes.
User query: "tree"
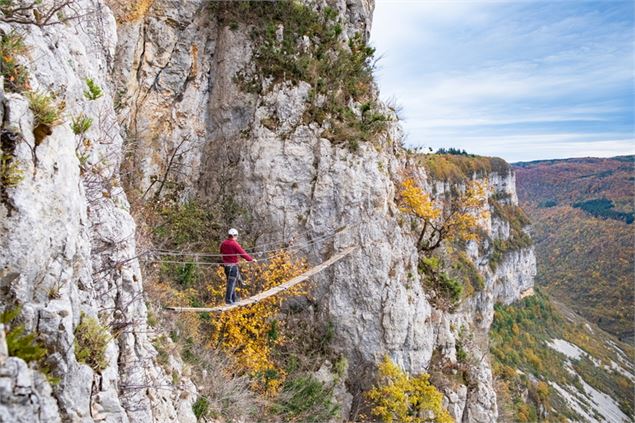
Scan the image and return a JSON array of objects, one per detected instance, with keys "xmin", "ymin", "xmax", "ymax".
[
  {"xmin": 436, "ymin": 147, "xmax": 469, "ymax": 156},
  {"xmin": 0, "ymin": 0, "xmax": 84, "ymax": 27},
  {"xmin": 399, "ymin": 178, "xmax": 488, "ymax": 253}
]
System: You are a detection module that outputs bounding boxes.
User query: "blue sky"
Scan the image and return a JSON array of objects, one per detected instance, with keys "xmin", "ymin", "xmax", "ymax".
[{"xmin": 370, "ymin": 0, "xmax": 634, "ymax": 162}]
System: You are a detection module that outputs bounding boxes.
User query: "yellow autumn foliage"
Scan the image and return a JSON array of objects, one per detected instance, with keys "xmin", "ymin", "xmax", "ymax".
[
  {"xmin": 108, "ymin": 0, "xmax": 156, "ymax": 23},
  {"xmin": 209, "ymin": 252, "xmax": 307, "ymax": 395},
  {"xmin": 398, "ymin": 178, "xmax": 489, "ymax": 252},
  {"xmin": 367, "ymin": 356, "xmax": 454, "ymax": 423},
  {"xmin": 148, "ymin": 279, "xmax": 203, "ymax": 341},
  {"xmin": 399, "ymin": 178, "xmax": 441, "ymax": 221}
]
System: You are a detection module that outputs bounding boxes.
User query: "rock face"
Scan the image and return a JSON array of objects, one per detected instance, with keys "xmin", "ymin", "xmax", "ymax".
[
  {"xmin": 0, "ymin": 1, "xmax": 196, "ymax": 421},
  {"xmin": 0, "ymin": 0, "xmax": 535, "ymax": 422}
]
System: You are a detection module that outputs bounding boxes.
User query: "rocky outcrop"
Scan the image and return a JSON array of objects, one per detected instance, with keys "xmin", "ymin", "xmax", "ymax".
[
  {"xmin": 0, "ymin": 1, "xmax": 196, "ymax": 421},
  {"xmin": 0, "ymin": 0, "xmax": 535, "ymax": 422},
  {"xmin": 112, "ymin": 1, "xmax": 536, "ymax": 420}
]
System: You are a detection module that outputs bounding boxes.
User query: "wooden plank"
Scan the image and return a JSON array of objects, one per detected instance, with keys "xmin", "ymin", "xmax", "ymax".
[{"xmin": 166, "ymin": 246, "xmax": 357, "ymax": 313}]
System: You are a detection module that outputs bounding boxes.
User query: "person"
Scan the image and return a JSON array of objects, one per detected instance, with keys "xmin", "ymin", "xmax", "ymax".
[{"xmin": 220, "ymin": 228, "xmax": 256, "ymax": 304}]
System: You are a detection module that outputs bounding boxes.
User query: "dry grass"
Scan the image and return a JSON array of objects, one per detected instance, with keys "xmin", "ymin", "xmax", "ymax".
[
  {"xmin": 185, "ymin": 348, "xmax": 261, "ymax": 421},
  {"xmin": 106, "ymin": 0, "xmax": 156, "ymax": 23}
]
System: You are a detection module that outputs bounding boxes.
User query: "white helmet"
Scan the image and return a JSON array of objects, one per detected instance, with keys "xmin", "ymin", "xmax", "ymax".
[{"xmin": 228, "ymin": 228, "xmax": 238, "ymax": 236}]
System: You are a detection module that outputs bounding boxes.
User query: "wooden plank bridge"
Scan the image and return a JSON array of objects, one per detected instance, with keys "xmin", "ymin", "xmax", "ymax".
[{"xmin": 165, "ymin": 246, "xmax": 357, "ymax": 313}]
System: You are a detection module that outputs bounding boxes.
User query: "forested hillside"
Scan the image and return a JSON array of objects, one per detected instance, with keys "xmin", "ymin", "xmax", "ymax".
[
  {"xmin": 514, "ymin": 156, "xmax": 634, "ymax": 341},
  {"xmin": 490, "ymin": 290, "xmax": 634, "ymax": 422}
]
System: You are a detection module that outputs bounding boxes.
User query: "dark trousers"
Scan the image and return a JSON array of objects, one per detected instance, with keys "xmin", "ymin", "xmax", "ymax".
[{"xmin": 224, "ymin": 265, "xmax": 243, "ymax": 304}]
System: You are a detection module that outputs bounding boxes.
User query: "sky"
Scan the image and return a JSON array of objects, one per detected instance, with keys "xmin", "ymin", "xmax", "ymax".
[{"xmin": 369, "ymin": 0, "xmax": 635, "ymax": 162}]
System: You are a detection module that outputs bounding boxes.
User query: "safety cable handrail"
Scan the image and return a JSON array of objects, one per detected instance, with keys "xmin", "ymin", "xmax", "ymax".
[
  {"xmin": 142, "ymin": 237, "xmax": 338, "ymax": 266},
  {"xmin": 165, "ymin": 246, "xmax": 357, "ymax": 313},
  {"xmin": 149, "ymin": 224, "xmax": 353, "ymax": 258}
]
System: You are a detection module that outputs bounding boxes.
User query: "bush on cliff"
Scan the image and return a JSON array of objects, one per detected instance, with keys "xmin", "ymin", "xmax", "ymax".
[
  {"xmin": 418, "ymin": 256, "xmax": 463, "ymax": 310},
  {"xmin": 0, "ymin": 30, "xmax": 29, "ymax": 93},
  {"xmin": 270, "ymin": 374, "xmax": 339, "ymax": 422},
  {"xmin": 74, "ymin": 312, "xmax": 111, "ymax": 372},
  {"xmin": 398, "ymin": 178, "xmax": 488, "ymax": 253},
  {"xmin": 1, "ymin": 306, "xmax": 58, "ymax": 383},
  {"xmin": 224, "ymin": 0, "xmax": 390, "ymax": 149},
  {"xmin": 366, "ymin": 356, "xmax": 453, "ymax": 423}
]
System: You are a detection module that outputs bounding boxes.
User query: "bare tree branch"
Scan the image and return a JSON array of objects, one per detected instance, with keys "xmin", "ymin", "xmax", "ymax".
[{"xmin": 0, "ymin": 0, "xmax": 89, "ymax": 27}]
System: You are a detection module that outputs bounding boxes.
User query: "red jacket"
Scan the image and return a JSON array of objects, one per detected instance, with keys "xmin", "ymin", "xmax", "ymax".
[{"xmin": 219, "ymin": 238, "xmax": 253, "ymax": 264}]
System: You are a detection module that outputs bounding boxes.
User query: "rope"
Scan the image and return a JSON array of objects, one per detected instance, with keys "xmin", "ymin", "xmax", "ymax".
[
  {"xmin": 142, "ymin": 235, "xmax": 337, "ymax": 266},
  {"xmin": 149, "ymin": 223, "xmax": 355, "ymax": 259},
  {"xmin": 142, "ymin": 258, "xmax": 267, "ymax": 266},
  {"xmin": 151, "ymin": 228, "xmax": 343, "ymax": 257},
  {"xmin": 165, "ymin": 246, "xmax": 357, "ymax": 313}
]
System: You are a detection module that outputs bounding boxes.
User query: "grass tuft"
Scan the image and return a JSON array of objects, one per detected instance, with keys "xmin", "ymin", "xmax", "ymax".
[{"xmin": 74, "ymin": 312, "xmax": 111, "ymax": 372}]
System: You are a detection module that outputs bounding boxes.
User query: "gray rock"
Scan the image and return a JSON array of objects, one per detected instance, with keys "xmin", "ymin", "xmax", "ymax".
[{"xmin": 0, "ymin": 0, "xmax": 196, "ymax": 421}]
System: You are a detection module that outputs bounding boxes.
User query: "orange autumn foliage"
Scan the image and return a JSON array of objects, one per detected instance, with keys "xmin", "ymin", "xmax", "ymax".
[{"xmin": 209, "ymin": 252, "xmax": 308, "ymax": 395}]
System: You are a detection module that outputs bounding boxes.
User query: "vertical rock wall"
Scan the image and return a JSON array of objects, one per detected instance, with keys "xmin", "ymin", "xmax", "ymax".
[{"xmin": 0, "ymin": 1, "xmax": 195, "ymax": 421}]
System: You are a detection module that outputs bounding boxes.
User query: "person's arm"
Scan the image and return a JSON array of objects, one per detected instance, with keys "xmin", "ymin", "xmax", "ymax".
[{"xmin": 235, "ymin": 242, "xmax": 254, "ymax": 261}]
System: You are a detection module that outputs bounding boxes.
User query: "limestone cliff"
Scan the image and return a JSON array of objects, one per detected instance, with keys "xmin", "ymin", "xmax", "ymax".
[
  {"xmin": 0, "ymin": 1, "xmax": 535, "ymax": 422},
  {"xmin": 0, "ymin": 1, "xmax": 196, "ymax": 421}
]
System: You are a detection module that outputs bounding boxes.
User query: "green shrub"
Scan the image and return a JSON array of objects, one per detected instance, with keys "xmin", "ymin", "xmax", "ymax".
[
  {"xmin": 450, "ymin": 251, "xmax": 485, "ymax": 295},
  {"xmin": 26, "ymin": 90, "xmax": 64, "ymax": 127},
  {"xmin": 192, "ymin": 396, "xmax": 210, "ymax": 419},
  {"xmin": 455, "ymin": 341, "xmax": 468, "ymax": 363},
  {"xmin": 270, "ymin": 374, "xmax": 339, "ymax": 422},
  {"xmin": 147, "ymin": 309, "xmax": 158, "ymax": 327},
  {"xmin": 1, "ymin": 307, "xmax": 46, "ymax": 363},
  {"xmin": 152, "ymin": 336, "xmax": 170, "ymax": 368},
  {"xmin": 74, "ymin": 312, "xmax": 111, "ymax": 372},
  {"xmin": 438, "ymin": 272, "xmax": 463, "ymax": 304},
  {"xmin": 70, "ymin": 113, "xmax": 93, "ymax": 135},
  {"xmin": 1, "ymin": 307, "xmax": 58, "ymax": 383},
  {"xmin": 173, "ymin": 262, "xmax": 200, "ymax": 288},
  {"xmin": 419, "ymin": 256, "xmax": 463, "ymax": 309},
  {"xmin": 153, "ymin": 200, "xmax": 221, "ymax": 248},
  {"xmin": 83, "ymin": 78, "xmax": 103, "ymax": 101},
  {"xmin": 225, "ymin": 1, "xmax": 389, "ymax": 147},
  {"xmin": 0, "ymin": 31, "xmax": 29, "ymax": 93}
]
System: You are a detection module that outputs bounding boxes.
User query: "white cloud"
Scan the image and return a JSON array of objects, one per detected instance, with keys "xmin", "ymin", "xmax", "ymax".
[{"xmin": 370, "ymin": 0, "xmax": 634, "ymax": 161}]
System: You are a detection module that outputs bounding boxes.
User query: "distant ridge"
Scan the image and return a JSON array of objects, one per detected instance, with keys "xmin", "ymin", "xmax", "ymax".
[
  {"xmin": 514, "ymin": 155, "xmax": 634, "ymax": 341},
  {"xmin": 513, "ymin": 154, "xmax": 634, "ymax": 167}
]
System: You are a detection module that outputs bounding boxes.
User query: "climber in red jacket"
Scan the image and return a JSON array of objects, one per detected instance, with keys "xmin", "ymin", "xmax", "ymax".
[{"xmin": 220, "ymin": 228, "xmax": 256, "ymax": 304}]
